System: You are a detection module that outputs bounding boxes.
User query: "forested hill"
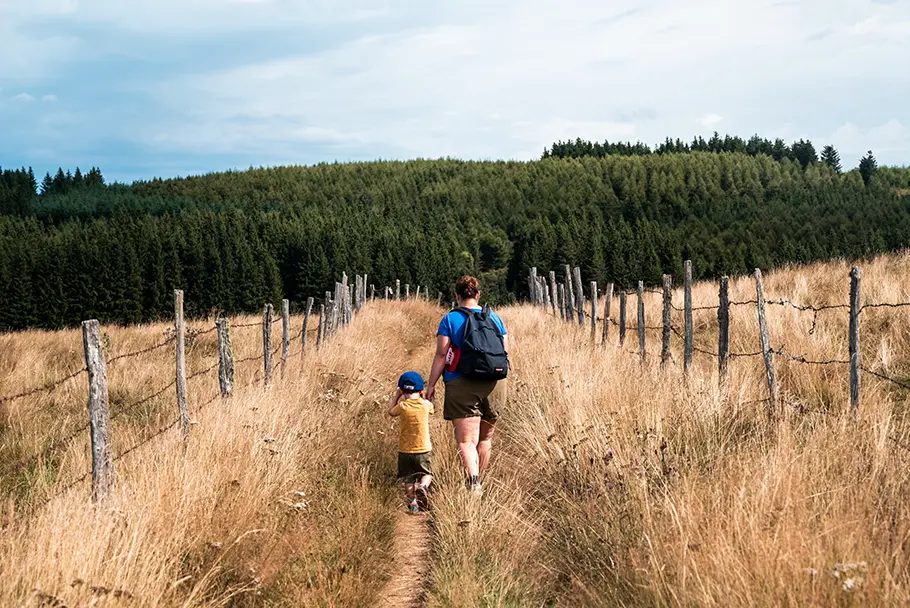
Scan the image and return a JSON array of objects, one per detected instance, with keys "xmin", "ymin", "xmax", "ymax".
[{"xmin": 1, "ymin": 151, "xmax": 910, "ymax": 330}]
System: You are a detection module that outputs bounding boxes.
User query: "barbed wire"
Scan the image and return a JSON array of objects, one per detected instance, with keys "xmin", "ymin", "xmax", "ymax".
[
  {"xmin": 187, "ymin": 360, "xmax": 219, "ymax": 381},
  {"xmin": 231, "ymin": 321, "xmax": 261, "ymax": 329},
  {"xmin": 861, "ymin": 302, "xmax": 910, "ymax": 312},
  {"xmin": 860, "ymin": 366, "xmax": 910, "ymax": 392},
  {"xmin": 188, "ymin": 325, "xmax": 218, "ymax": 337},
  {"xmin": 107, "ymin": 337, "xmax": 175, "ymax": 365},
  {"xmin": 0, "ymin": 367, "xmax": 87, "ymax": 405}
]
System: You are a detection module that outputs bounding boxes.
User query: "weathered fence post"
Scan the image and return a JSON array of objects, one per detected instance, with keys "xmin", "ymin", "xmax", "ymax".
[
  {"xmin": 849, "ymin": 266, "xmax": 861, "ymax": 420},
  {"xmin": 754, "ymin": 269, "xmax": 779, "ymax": 419},
  {"xmin": 590, "ymin": 281, "xmax": 598, "ymax": 342},
  {"xmin": 301, "ymin": 297, "xmax": 314, "ymax": 356},
  {"xmin": 345, "ymin": 283, "xmax": 353, "ymax": 325},
  {"xmin": 281, "ymin": 299, "xmax": 290, "ymax": 376},
  {"xmin": 355, "ymin": 275, "xmax": 362, "ymax": 313},
  {"xmin": 174, "ymin": 290, "xmax": 190, "ymax": 438},
  {"xmin": 573, "ymin": 267, "xmax": 586, "ymax": 325},
  {"xmin": 371, "ymin": 284, "xmax": 376, "ymax": 302},
  {"xmin": 619, "ymin": 291, "xmax": 627, "ymax": 346},
  {"xmin": 82, "ymin": 319, "xmax": 114, "ymax": 502},
  {"xmin": 684, "ymin": 260, "xmax": 694, "ymax": 373},
  {"xmin": 718, "ymin": 277, "xmax": 730, "ymax": 387},
  {"xmin": 637, "ymin": 281, "xmax": 646, "ymax": 363},
  {"xmin": 331, "ymin": 283, "xmax": 341, "ymax": 332},
  {"xmin": 529, "ymin": 267, "xmax": 539, "ymax": 304},
  {"xmin": 558, "ymin": 284, "xmax": 566, "ymax": 321},
  {"xmin": 324, "ymin": 291, "xmax": 333, "ymax": 335},
  {"xmin": 549, "ymin": 271, "xmax": 558, "ymax": 317},
  {"xmin": 437, "ymin": 292, "xmax": 442, "ymax": 307},
  {"xmin": 316, "ymin": 303, "xmax": 325, "ymax": 347},
  {"xmin": 602, "ymin": 283, "xmax": 613, "ymax": 346},
  {"xmin": 216, "ymin": 316, "xmax": 233, "ymax": 399},
  {"xmin": 396, "ymin": 280, "xmax": 401, "ymax": 300},
  {"xmin": 405, "ymin": 284, "xmax": 410, "ymax": 300},
  {"xmin": 263, "ymin": 303, "xmax": 274, "ymax": 386},
  {"xmin": 661, "ymin": 275, "xmax": 672, "ymax": 367},
  {"xmin": 564, "ymin": 265, "xmax": 576, "ymax": 324}
]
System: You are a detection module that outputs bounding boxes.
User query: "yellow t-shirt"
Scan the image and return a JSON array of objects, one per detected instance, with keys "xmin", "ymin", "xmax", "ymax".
[{"xmin": 390, "ymin": 397, "xmax": 434, "ymax": 454}]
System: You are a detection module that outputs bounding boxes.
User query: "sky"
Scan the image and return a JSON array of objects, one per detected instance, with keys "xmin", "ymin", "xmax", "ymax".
[{"xmin": 1, "ymin": 0, "xmax": 909, "ymax": 184}]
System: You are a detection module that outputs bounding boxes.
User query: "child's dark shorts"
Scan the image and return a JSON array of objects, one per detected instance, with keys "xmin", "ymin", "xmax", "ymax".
[{"xmin": 397, "ymin": 451, "xmax": 433, "ymax": 483}]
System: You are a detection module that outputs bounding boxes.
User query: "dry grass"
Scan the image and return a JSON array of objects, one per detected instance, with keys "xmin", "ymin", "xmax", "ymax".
[
  {"xmin": 3, "ymin": 254, "xmax": 910, "ymax": 606},
  {"xmin": 428, "ymin": 253, "xmax": 910, "ymax": 606}
]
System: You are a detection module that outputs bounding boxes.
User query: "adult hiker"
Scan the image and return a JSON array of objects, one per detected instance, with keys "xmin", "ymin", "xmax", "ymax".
[{"xmin": 425, "ymin": 275, "xmax": 509, "ymax": 495}]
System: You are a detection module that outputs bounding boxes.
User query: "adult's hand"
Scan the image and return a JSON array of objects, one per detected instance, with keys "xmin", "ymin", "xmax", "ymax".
[{"xmin": 425, "ymin": 385, "xmax": 436, "ymax": 403}]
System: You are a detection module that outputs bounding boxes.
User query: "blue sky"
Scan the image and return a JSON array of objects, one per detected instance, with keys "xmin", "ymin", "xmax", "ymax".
[{"xmin": 1, "ymin": 0, "xmax": 909, "ymax": 184}]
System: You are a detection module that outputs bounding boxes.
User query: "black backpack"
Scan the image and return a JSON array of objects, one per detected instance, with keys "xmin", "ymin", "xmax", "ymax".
[{"xmin": 453, "ymin": 307, "xmax": 509, "ymax": 381}]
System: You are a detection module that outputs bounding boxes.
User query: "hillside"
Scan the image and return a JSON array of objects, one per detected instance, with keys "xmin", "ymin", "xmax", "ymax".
[
  {"xmin": 2, "ymin": 254, "xmax": 910, "ymax": 606},
  {"xmin": 2, "ymin": 154, "xmax": 910, "ymax": 330}
]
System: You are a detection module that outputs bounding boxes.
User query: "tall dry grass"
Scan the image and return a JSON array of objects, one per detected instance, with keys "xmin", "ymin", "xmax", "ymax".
[
  {"xmin": 429, "ymin": 254, "xmax": 910, "ymax": 606},
  {"xmin": 0, "ymin": 301, "xmax": 442, "ymax": 606},
  {"xmin": 3, "ymin": 255, "xmax": 910, "ymax": 606}
]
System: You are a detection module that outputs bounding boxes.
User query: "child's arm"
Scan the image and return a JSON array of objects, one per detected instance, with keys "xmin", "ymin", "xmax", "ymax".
[{"xmin": 386, "ymin": 388, "xmax": 404, "ymax": 417}]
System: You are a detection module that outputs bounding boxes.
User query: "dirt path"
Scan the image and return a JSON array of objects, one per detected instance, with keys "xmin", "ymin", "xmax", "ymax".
[{"xmin": 378, "ymin": 509, "xmax": 432, "ymax": 608}]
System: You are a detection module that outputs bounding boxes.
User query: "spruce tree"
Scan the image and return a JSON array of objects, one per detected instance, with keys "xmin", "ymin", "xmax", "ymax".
[
  {"xmin": 820, "ymin": 145, "xmax": 842, "ymax": 173},
  {"xmin": 859, "ymin": 151, "xmax": 878, "ymax": 185}
]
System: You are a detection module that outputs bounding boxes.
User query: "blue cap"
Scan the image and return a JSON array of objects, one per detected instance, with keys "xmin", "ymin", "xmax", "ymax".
[{"xmin": 398, "ymin": 371, "xmax": 425, "ymax": 392}]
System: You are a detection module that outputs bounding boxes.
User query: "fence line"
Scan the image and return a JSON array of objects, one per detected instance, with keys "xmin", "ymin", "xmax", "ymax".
[
  {"xmin": 528, "ymin": 262, "xmax": 910, "ymax": 423},
  {"xmin": 2, "ymin": 271, "xmax": 379, "ymax": 506}
]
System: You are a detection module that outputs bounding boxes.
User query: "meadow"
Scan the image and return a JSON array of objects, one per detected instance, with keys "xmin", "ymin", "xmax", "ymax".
[{"xmin": 2, "ymin": 254, "xmax": 910, "ymax": 606}]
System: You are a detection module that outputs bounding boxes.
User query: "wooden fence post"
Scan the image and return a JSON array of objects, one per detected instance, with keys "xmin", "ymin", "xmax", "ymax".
[
  {"xmin": 558, "ymin": 284, "xmax": 566, "ymax": 321},
  {"xmin": 371, "ymin": 284, "xmax": 376, "ymax": 302},
  {"xmin": 301, "ymin": 297, "xmax": 314, "ymax": 356},
  {"xmin": 637, "ymin": 282, "xmax": 646, "ymax": 363},
  {"xmin": 718, "ymin": 277, "xmax": 730, "ymax": 387},
  {"xmin": 345, "ymin": 283, "xmax": 353, "ymax": 325},
  {"xmin": 573, "ymin": 267, "xmax": 586, "ymax": 325},
  {"xmin": 355, "ymin": 275, "xmax": 362, "ymax": 313},
  {"xmin": 529, "ymin": 267, "xmax": 539, "ymax": 304},
  {"xmin": 754, "ymin": 269, "xmax": 779, "ymax": 419},
  {"xmin": 684, "ymin": 261, "xmax": 694, "ymax": 373},
  {"xmin": 316, "ymin": 303, "xmax": 325, "ymax": 347},
  {"xmin": 619, "ymin": 291, "xmax": 627, "ymax": 346},
  {"xmin": 590, "ymin": 281, "xmax": 598, "ymax": 342},
  {"xmin": 216, "ymin": 316, "xmax": 233, "ymax": 399},
  {"xmin": 602, "ymin": 283, "xmax": 613, "ymax": 346},
  {"xmin": 849, "ymin": 266, "xmax": 861, "ymax": 420},
  {"xmin": 396, "ymin": 280, "xmax": 401, "ymax": 300},
  {"xmin": 174, "ymin": 290, "xmax": 190, "ymax": 438},
  {"xmin": 324, "ymin": 291, "xmax": 333, "ymax": 335},
  {"xmin": 281, "ymin": 299, "xmax": 290, "ymax": 375},
  {"xmin": 549, "ymin": 271, "xmax": 558, "ymax": 317},
  {"xmin": 404, "ymin": 284, "xmax": 410, "ymax": 300},
  {"xmin": 263, "ymin": 303, "xmax": 274, "ymax": 386},
  {"xmin": 661, "ymin": 274, "xmax": 672, "ymax": 367},
  {"xmin": 564, "ymin": 265, "xmax": 576, "ymax": 324},
  {"xmin": 82, "ymin": 319, "xmax": 114, "ymax": 502}
]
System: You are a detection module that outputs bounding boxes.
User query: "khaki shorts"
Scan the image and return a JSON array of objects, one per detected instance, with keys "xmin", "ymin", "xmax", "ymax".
[
  {"xmin": 443, "ymin": 377, "xmax": 507, "ymax": 421},
  {"xmin": 398, "ymin": 451, "xmax": 433, "ymax": 483}
]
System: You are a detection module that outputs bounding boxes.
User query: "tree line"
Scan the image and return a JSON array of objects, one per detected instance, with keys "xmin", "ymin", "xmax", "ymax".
[{"xmin": 1, "ymin": 142, "xmax": 909, "ymax": 330}]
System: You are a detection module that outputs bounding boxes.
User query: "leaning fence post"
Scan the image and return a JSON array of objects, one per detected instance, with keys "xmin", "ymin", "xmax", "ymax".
[
  {"xmin": 301, "ymin": 297, "xmax": 314, "ymax": 356},
  {"xmin": 754, "ymin": 269, "xmax": 779, "ymax": 419},
  {"xmin": 590, "ymin": 281, "xmax": 598, "ymax": 342},
  {"xmin": 564, "ymin": 265, "xmax": 576, "ymax": 324},
  {"xmin": 661, "ymin": 274, "xmax": 672, "ymax": 367},
  {"xmin": 602, "ymin": 283, "xmax": 613, "ymax": 346},
  {"xmin": 684, "ymin": 260, "xmax": 694, "ymax": 373},
  {"xmin": 718, "ymin": 277, "xmax": 730, "ymax": 387},
  {"xmin": 174, "ymin": 290, "xmax": 190, "ymax": 438},
  {"xmin": 82, "ymin": 319, "xmax": 114, "ymax": 502},
  {"xmin": 216, "ymin": 316, "xmax": 233, "ymax": 399},
  {"xmin": 263, "ymin": 303, "xmax": 274, "ymax": 386},
  {"xmin": 573, "ymin": 267, "xmax": 586, "ymax": 325},
  {"xmin": 637, "ymin": 281, "xmax": 646, "ymax": 363},
  {"xmin": 619, "ymin": 291, "xmax": 627, "ymax": 346},
  {"xmin": 281, "ymin": 299, "xmax": 290, "ymax": 375},
  {"xmin": 849, "ymin": 266, "xmax": 861, "ymax": 420}
]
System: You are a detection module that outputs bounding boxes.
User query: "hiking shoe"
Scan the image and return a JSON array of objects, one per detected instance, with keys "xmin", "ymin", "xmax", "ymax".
[
  {"xmin": 415, "ymin": 484, "xmax": 429, "ymax": 511},
  {"xmin": 408, "ymin": 499, "xmax": 419, "ymax": 515},
  {"xmin": 469, "ymin": 481, "xmax": 483, "ymax": 497}
]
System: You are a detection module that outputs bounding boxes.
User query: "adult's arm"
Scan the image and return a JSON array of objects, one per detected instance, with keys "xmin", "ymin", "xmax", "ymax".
[{"xmin": 425, "ymin": 334, "xmax": 450, "ymax": 403}]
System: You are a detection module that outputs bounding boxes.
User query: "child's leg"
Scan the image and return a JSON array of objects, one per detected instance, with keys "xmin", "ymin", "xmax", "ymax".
[
  {"xmin": 405, "ymin": 482, "xmax": 416, "ymax": 501},
  {"xmin": 417, "ymin": 474, "xmax": 433, "ymax": 489}
]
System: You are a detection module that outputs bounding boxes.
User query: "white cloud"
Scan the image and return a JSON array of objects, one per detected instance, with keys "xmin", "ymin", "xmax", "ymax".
[
  {"xmin": 829, "ymin": 120, "xmax": 910, "ymax": 159},
  {"xmin": 10, "ymin": 92, "xmax": 35, "ymax": 102},
  {"xmin": 699, "ymin": 114, "xmax": 724, "ymax": 129},
  {"xmin": 41, "ymin": 94, "xmax": 58, "ymax": 102}
]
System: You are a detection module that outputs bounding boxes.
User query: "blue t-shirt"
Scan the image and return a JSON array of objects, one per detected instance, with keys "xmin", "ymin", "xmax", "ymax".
[{"xmin": 437, "ymin": 307, "xmax": 507, "ymax": 382}]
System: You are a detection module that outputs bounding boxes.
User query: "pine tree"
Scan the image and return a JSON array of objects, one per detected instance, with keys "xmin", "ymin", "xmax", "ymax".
[
  {"xmin": 820, "ymin": 145, "xmax": 842, "ymax": 173},
  {"xmin": 859, "ymin": 150, "xmax": 878, "ymax": 186}
]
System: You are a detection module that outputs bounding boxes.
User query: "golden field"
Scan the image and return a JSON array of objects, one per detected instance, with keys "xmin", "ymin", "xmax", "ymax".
[{"xmin": 2, "ymin": 254, "xmax": 910, "ymax": 606}]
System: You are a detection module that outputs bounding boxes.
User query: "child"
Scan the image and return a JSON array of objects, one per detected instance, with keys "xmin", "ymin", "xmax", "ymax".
[{"xmin": 386, "ymin": 371, "xmax": 434, "ymax": 514}]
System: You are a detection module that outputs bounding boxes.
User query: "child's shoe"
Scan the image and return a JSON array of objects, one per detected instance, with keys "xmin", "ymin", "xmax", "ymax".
[
  {"xmin": 415, "ymin": 483, "xmax": 429, "ymax": 510},
  {"xmin": 407, "ymin": 499, "xmax": 419, "ymax": 514}
]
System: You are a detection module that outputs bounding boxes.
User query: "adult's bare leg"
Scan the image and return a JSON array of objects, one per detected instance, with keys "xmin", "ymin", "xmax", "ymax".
[
  {"xmin": 452, "ymin": 416, "xmax": 481, "ymax": 478},
  {"xmin": 478, "ymin": 419, "xmax": 496, "ymax": 476}
]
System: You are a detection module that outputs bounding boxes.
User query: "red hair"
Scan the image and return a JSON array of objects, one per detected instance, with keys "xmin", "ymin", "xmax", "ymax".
[{"xmin": 455, "ymin": 276, "xmax": 480, "ymax": 300}]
